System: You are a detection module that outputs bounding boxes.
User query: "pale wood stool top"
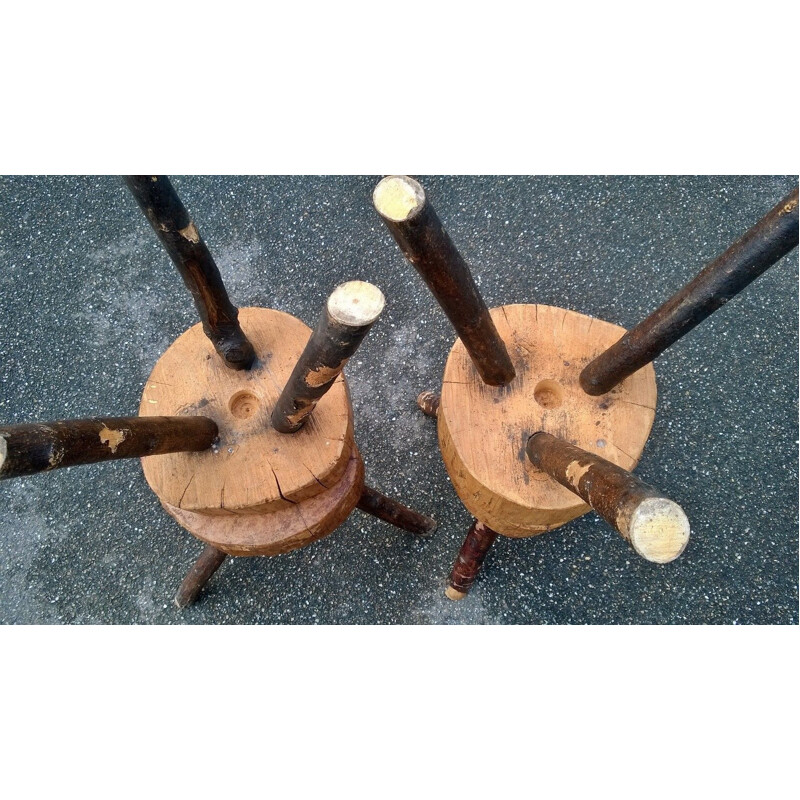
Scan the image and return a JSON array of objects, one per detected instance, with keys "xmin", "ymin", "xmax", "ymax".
[{"xmin": 139, "ymin": 307, "xmax": 354, "ymax": 516}]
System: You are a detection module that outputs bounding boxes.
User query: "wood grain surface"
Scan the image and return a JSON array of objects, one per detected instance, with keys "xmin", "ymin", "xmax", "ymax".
[{"xmin": 139, "ymin": 307, "xmax": 353, "ymax": 515}]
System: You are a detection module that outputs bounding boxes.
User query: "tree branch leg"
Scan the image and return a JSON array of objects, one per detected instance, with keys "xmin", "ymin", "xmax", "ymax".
[
  {"xmin": 174, "ymin": 544, "xmax": 228, "ymax": 609},
  {"xmin": 357, "ymin": 484, "xmax": 437, "ymax": 535},
  {"xmin": 416, "ymin": 391, "xmax": 440, "ymax": 418},
  {"xmin": 446, "ymin": 519, "xmax": 499, "ymax": 600}
]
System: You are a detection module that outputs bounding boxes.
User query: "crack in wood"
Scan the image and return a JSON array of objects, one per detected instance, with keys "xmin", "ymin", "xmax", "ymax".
[
  {"xmin": 608, "ymin": 440, "xmax": 636, "ymax": 462},
  {"xmin": 270, "ymin": 467, "xmax": 298, "ymax": 505},
  {"xmin": 619, "ymin": 398, "xmax": 656, "ymax": 412},
  {"xmin": 303, "ymin": 463, "xmax": 329, "ymax": 490},
  {"xmin": 178, "ymin": 473, "xmax": 195, "ymax": 509}
]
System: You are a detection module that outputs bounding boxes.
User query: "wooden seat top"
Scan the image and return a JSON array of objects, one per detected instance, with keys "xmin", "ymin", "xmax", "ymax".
[
  {"xmin": 139, "ymin": 307, "xmax": 353, "ymax": 516},
  {"xmin": 438, "ymin": 304, "xmax": 657, "ymax": 537}
]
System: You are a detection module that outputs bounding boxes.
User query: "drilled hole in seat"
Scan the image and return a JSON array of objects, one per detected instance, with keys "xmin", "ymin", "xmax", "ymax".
[
  {"xmin": 533, "ymin": 380, "xmax": 564, "ymax": 409},
  {"xmin": 229, "ymin": 390, "xmax": 260, "ymax": 420}
]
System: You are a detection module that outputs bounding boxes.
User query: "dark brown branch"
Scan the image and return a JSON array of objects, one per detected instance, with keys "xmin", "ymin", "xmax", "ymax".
[
  {"xmin": 526, "ymin": 432, "xmax": 689, "ymax": 563},
  {"xmin": 174, "ymin": 544, "xmax": 228, "ymax": 609},
  {"xmin": 373, "ymin": 176, "xmax": 515, "ymax": 386},
  {"xmin": 0, "ymin": 416, "xmax": 218, "ymax": 480},
  {"xmin": 446, "ymin": 519, "xmax": 499, "ymax": 600},
  {"xmin": 124, "ymin": 175, "xmax": 255, "ymax": 370},
  {"xmin": 580, "ymin": 187, "xmax": 799, "ymax": 395},
  {"xmin": 416, "ymin": 391, "xmax": 440, "ymax": 418},
  {"xmin": 357, "ymin": 484, "xmax": 437, "ymax": 535},
  {"xmin": 271, "ymin": 281, "xmax": 385, "ymax": 433}
]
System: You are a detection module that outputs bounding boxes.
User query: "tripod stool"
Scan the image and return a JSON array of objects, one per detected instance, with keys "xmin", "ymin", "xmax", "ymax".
[
  {"xmin": 0, "ymin": 176, "xmax": 436, "ymax": 609},
  {"xmin": 373, "ymin": 175, "xmax": 798, "ymax": 599}
]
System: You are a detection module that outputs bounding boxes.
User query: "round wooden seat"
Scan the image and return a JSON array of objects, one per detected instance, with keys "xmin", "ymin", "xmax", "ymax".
[
  {"xmin": 160, "ymin": 447, "xmax": 365, "ymax": 556},
  {"xmin": 438, "ymin": 304, "xmax": 658, "ymax": 537},
  {"xmin": 138, "ymin": 307, "xmax": 354, "ymax": 516}
]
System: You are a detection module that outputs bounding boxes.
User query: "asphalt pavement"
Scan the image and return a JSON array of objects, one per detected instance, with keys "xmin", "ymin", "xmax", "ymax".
[{"xmin": 0, "ymin": 175, "xmax": 796, "ymax": 624}]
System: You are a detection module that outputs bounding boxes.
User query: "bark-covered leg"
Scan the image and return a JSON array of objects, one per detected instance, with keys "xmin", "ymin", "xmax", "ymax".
[
  {"xmin": 124, "ymin": 175, "xmax": 255, "ymax": 371},
  {"xmin": 416, "ymin": 391, "xmax": 440, "ymax": 418},
  {"xmin": 357, "ymin": 485, "xmax": 437, "ymax": 535},
  {"xmin": 446, "ymin": 520, "xmax": 499, "ymax": 600},
  {"xmin": 0, "ymin": 416, "xmax": 217, "ymax": 480},
  {"xmin": 580, "ymin": 187, "xmax": 799, "ymax": 395},
  {"xmin": 373, "ymin": 175, "xmax": 515, "ymax": 387},
  {"xmin": 174, "ymin": 544, "xmax": 228, "ymax": 609},
  {"xmin": 526, "ymin": 432, "xmax": 690, "ymax": 563},
  {"xmin": 271, "ymin": 281, "xmax": 385, "ymax": 433}
]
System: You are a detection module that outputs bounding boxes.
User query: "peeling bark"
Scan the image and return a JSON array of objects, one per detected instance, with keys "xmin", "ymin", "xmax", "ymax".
[{"xmin": 526, "ymin": 432, "xmax": 689, "ymax": 563}]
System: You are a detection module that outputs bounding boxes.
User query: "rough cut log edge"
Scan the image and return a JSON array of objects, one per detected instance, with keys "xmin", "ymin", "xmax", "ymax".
[{"xmin": 160, "ymin": 447, "xmax": 364, "ymax": 556}]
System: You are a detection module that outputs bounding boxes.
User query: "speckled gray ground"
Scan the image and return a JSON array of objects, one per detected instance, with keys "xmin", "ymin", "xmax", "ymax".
[{"xmin": 0, "ymin": 175, "xmax": 796, "ymax": 624}]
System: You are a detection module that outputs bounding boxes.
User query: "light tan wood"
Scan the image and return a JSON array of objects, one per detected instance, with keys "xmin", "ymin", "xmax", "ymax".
[
  {"xmin": 438, "ymin": 304, "xmax": 658, "ymax": 537},
  {"xmin": 327, "ymin": 280, "xmax": 385, "ymax": 326},
  {"xmin": 625, "ymin": 497, "xmax": 690, "ymax": 563},
  {"xmin": 139, "ymin": 307, "xmax": 353, "ymax": 515},
  {"xmin": 162, "ymin": 447, "xmax": 365, "ymax": 556},
  {"xmin": 373, "ymin": 176, "xmax": 425, "ymax": 222}
]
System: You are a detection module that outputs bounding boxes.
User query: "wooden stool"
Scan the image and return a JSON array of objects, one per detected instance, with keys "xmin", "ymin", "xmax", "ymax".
[
  {"xmin": 0, "ymin": 176, "xmax": 436, "ymax": 610},
  {"xmin": 140, "ymin": 298, "xmax": 434, "ymax": 608},
  {"xmin": 374, "ymin": 175, "xmax": 798, "ymax": 599}
]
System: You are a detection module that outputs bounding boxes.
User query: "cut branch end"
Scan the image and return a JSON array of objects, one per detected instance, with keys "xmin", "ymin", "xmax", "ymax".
[
  {"xmin": 445, "ymin": 586, "xmax": 467, "ymax": 601},
  {"xmin": 627, "ymin": 497, "xmax": 690, "ymax": 564},
  {"xmin": 373, "ymin": 175, "xmax": 425, "ymax": 222},
  {"xmin": 327, "ymin": 281, "xmax": 386, "ymax": 327}
]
